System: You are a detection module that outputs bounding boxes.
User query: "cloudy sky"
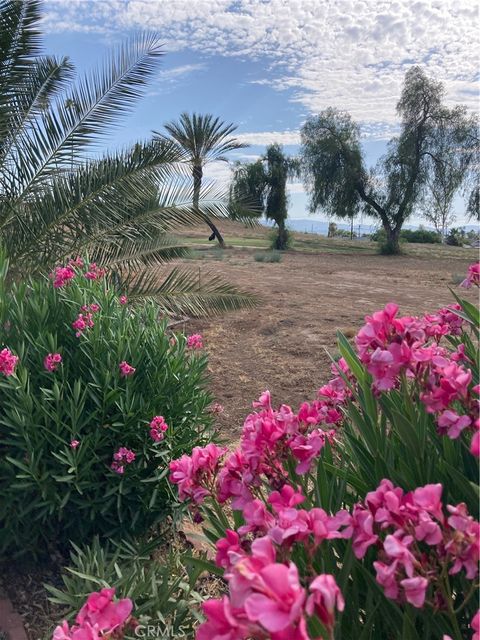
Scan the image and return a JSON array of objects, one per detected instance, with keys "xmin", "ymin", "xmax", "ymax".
[{"xmin": 42, "ymin": 0, "xmax": 479, "ymax": 225}]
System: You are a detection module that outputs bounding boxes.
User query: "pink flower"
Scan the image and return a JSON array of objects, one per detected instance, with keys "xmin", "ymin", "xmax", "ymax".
[
  {"xmin": 187, "ymin": 333, "xmax": 203, "ymax": 349},
  {"xmin": 241, "ymin": 562, "xmax": 306, "ymax": 633},
  {"xmin": 119, "ymin": 295, "xmax": 128, "ymax": 305},
  {"xmin": 373, "ymin": 560, "xmax": 399, "ymax": 600},
  {"xmin": 471, "ymin": 428, "xmax": 480, "ymax": 458},
  {"xmin": 149, "ymin": 415, "xmax": 168, "ymax": 442},
  {"xmin": 44, "ymin": 352, "xmax": 62, "ymax": 372},
  {"xmin": 306, "ymin": 574, "xmax": 344, "ymax": 631},
  {"xmin": 472, "ymin": 610, "xmax": 480, "ymax": 640},
  {"xmin": 209, "ymin": 402, "xmax": 225, "ymax": 415},
  {"xmin": 437, "ymin": 409, "xmax": 471, "ymax": 439},
  {"xmin": 51, "ymin": 266, "xmax": 75, "ymax": 288},
  {"xmin": 400, "ymin": 576, "xmax": 428, "ymax": 608},
  {"xmin": 216, "ymin": 530, "xmax": 243, "ymax": 570},
  {"xmin": 72, "ymin": 313, "xmax": 94, "ymax": 338},
  {"xmin": 111, "ymin": 447, "xmax": 136, "ymax": 474},
  {"xmin": 0, "ymin": 348, "xmax": 18, "ymax": 376},
  {"xmin": 76, "ymin": 587, "xmax": 132, "ymax": 631},
  {"xmin": 196, "ymin": 597, "xmax": 248, "ymax": 640},
  {"xmin": 460, "ymin": 262, "xmax": 480, "ymax": 289},
  {"xmin": 84, "ymin": 263, "xmax": 106, "ymax": 281},
  {"xmin": 68, "ymin": 256, "xmax": 84, "ymax": 268},
  {"xmin": 70, "ymin": 440, "xmax": 80, "ymax": 449},
  {"xmin": 119, "ymin": 361, "xmax": 135, "ymax": 377},
  {"xmin": 383, "ymin": 534, "xmax": 416, "ymax": 577}
]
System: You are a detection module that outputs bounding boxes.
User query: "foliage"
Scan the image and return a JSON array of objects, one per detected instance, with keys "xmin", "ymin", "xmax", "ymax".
[
  {"xmin": 371, "ymin": 227, "xmax": 441, "ymax": 245},
  {"xmin": 169, "ymin": 265, "xmax": 479, "ymax": 640},
  {"xmin": 229, "ymin": 144, "xmax": 299, "ymax": 250},
  {"xmin": 300, "ymin": 67, "xmax": 478, "ymax": 254},
  {"xmin": 253, "ymin": 250, "xmax": 282, "ymax": 263},
  {"xmin": 229, "ymin": 160, "xmax": 268, "ymax": 221},
  {"xmin": 46, "ymin": 536, "xmax": 204, "ymax": 639},
  {"xmin": 446, "ymin": 227, "xmax": 479, "ymax": 247},
  {"xmin": 0, "ymin": 0, "xmax": 255, "ymax": 316},
  {"xmin": 155, "ymin": 113, "xmax": 248, "ymax": 248},
  {"xmin": 0, "ymin": 255, "xmax": 215, "ymax": 556}
]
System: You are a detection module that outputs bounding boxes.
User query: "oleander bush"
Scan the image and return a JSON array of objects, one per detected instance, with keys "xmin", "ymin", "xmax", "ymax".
[
  {"xmin": 0, "ymin": 255, "xmax": 214, "ymax": 556},
  {"xmin": 168, "ymin": 262, "xmax": 479, "ymax": 640},
  {"xmin": 47, "ymin": 536, "xmax": 205, "ymax": 639}
]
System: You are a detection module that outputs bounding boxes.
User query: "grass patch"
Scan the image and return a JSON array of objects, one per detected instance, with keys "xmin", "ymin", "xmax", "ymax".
[{"xmin": 254, "ymin": 251, "xmax": 282, "ymax": 263}]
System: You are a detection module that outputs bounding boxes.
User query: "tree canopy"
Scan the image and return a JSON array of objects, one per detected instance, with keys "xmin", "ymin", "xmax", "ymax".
[{"xmin": 300, "ymin": 67, "xmax": 478, "ymax": 253}]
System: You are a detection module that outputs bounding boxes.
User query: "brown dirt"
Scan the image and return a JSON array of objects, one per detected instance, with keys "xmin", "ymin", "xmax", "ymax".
[{"xmin": 185, "ymin": 242, "xmax": 477, "ymax": 440}]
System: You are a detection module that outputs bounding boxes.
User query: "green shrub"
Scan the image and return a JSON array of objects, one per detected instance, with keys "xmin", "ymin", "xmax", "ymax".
[
  {"xmin": 268, "ymin": 227, "xmax": 293, "ymax": 251},
  {"xmin": 372, "ymin": 227, "xmax": 441, "ymax": 245},
  {"xmin": 0, "ymin": 257, "xmax": 213, "ymax": 556},
  {"xmin": 253, "ymin": 251, "xmax": 282, "ymax": 263},
  {"xmin": 46, "ymin": 536, "xmax": 205, "ymax": 638},
  {"xmin": 401, "ymin": 228, "xmax": 441, "ymax": 244}
]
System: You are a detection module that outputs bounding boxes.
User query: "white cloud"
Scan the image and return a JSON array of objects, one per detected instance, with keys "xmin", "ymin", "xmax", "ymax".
[
  {"xmin": 235, "ymin": 131, "xmax": 301, "ymax": 146},
  {"xmin": 43, "ymin": 0, "xmax": 479, "ymax": 135}
]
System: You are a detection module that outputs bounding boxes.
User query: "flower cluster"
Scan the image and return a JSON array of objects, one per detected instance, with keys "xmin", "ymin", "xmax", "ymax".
[
  {"xmin": 187, "ymin": 333, "xmax": 204, "ymax": 349},
  {"xmin": 355, "ymin": 294, "xmax": 477, "ymax": 454},
  {"xmin": 149, "ymin": 415, "xmax": 168, "ymax": 442},
  {"xmin": 53, "ymin": 587, "xmax": 134, "ymax": 640},
  {"xmin": 119, "ymin": 360, "xmax": 135, "ymax": 377},
  {"xmin": 460, "ymin": 262, "xmax": 480, "ymax": 289},
  {"xmin": 0, "ymin": 347, "xmax": 18, "ymax": 376},
  {"xmin": 72, "ymin": 312, "xmax": 94, "ymax": 338},
  {"xmin": 84, "ymin": 262, "xmax": 106, "ymax": 281},
  {"xmin": 170, "ymin": 378, "xmax": 347, "ymax": 512},
  {"xmin": 51, "ymin": 265, "xmax": 76, "ymax": 288},
  {"xmin": 351, "ymin": 480, "xmax": 479, "ymax": 608},
  {"xmin": 198, "ymin": 535, "xmax": 344, "ymax": 640},
  {"xmin": 119, "ymin": 295, "xmax": 128, "ymax": 305},
  {"xmin": 44, "ymin": 352, "xmax": 62, "ymax": 372},
  {"xmin": 111, "ymin": 447, "xmax": 136, "ymax": 474},
  {"xmin": 169, "ymin": 443, "xmax": 227, "ymax": 503}
]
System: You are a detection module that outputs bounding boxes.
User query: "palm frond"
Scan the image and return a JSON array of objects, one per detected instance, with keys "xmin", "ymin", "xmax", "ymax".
[
  {"xmin": 126, "ymin": 266, "xmax": 259, "ymax": 317},
  {"xmin": 90, "ymin": 235, "xmax": 191, "ymax": 270},
  {"xmin": 6, "ymin": 33, "xmax": 164, "ymax": 198}
]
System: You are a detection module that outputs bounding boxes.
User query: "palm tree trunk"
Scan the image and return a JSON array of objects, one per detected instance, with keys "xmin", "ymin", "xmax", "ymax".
[{"xmin": 193, "ymin": 164, "xmax": 226, "ymax": 248}]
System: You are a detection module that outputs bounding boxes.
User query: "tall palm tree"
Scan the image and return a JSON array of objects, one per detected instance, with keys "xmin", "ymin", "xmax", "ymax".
[
  {"xmin": 0, "ymin": 0, "xmax": 256, "ymax": 316},
  {"xmin": 155, "ymin": 113, "xmax": 247, "ymax": 248}
]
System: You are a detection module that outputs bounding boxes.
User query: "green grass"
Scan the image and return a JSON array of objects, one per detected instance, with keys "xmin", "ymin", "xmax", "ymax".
[{"xmin": 179, "ymin": 232, "xmax": 478, "ymax": 261}]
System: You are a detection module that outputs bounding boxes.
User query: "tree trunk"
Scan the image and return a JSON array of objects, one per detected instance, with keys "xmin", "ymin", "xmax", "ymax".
[
  {"xmin": 274, "ymin": 220, "xmax": 289, "ymax": 250},
  {"xmin": 193, "ymin": 164, "xmax": 226, "ymax": 248},
  {"xmin": 383, "ymin": 225, "xmax": 402, "ymax": 254}
]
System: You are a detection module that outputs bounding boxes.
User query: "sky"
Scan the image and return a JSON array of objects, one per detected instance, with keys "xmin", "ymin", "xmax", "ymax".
[{"xmin": 41, "ymin": 0, "xmax": 479, "ymax": 227}]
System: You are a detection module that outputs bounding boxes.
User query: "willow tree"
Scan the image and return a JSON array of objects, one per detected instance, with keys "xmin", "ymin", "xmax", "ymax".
[
  {"xmin": 0, "ymin": 0, "xmax": 256, "ymax": 316},
  {"xmin": 156, "ymin": 113, "xmax": 247, "ymax": 248},
  {"xmin": 300, "ymin": 67, "xmax": 477, "ymax": 254}
]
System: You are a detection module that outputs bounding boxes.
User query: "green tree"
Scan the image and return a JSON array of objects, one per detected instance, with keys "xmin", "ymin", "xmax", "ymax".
[
  {"xmin": 229, "ymin": 144, "xmax": 298, "ymax": 250},
  {"xmin": 300, "ymin": 67, "xmax": 477, "ymax": 254},
  {"xmin": 0, "ymin": 0, "xmax": 255, "ymax": 316},
  {"xmin": 155, "ymin": 113, "xmax": 247, "ymax": 248}
]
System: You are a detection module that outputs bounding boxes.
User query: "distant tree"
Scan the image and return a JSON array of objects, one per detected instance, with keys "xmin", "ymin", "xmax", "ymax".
[
  {"xmin": 229, "ymin": 160, "xmax": 267, "ymax": 221},
  {"xmin": 155, "ymin": 113, "xmax": 247, "ymax": 248},
  {"xmin": 300, "ymin": 67, "xmax": 478, "ymax": 254},
  {"xmin": 467, "ymin": 185, "xmax": 479, "ymax": 221},
  {"xmin": 229, "ymin": 144, "xmax": 299, "ymax": 250}
]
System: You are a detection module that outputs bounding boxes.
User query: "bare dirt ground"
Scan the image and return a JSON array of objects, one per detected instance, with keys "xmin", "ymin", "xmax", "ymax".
[{"xmin": 182, "ymin": 227, "xmax": 477, "ymax": 440}]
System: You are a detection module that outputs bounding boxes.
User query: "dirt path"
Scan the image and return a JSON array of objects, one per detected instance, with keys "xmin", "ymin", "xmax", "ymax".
[{"xmin": 185, "ymin": 247, "xmax": 476, "ymax": 440}]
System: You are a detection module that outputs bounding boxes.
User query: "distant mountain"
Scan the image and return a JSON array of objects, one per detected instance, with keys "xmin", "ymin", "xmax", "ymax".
[{"xmin": 262, "ymin": 218, "xmax": 479, "ymax": 236}]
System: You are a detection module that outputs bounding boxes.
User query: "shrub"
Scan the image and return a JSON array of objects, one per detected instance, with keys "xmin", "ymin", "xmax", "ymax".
[
  {"xmin": 0, "ymin": 256, "xmax": 214, "ymax": 555},
  {"xmin": 169, "ymin": 263, "xmax": 479, "ymax": 640},
  {"xmin": 253, "ymin": 251, "xmax": 282, "ymax": 263},
  {"xmin": 401, "ymin": 228, "xmax": 442, "ymax": 244},
  {"xmin": 372, "ymin": 227, "xmax": 442, "ymax": 245},
  {"xmin": 268, "ymin": 227, "xmax": 293, "ymax": 251},
  {"xmin": 47, "ymin": 536, "xmax": 204, "ymax": 639}
]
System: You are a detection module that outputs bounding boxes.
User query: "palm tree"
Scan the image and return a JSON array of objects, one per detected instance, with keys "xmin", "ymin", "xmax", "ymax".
[
  {"xmin": 155, "ymin": 113, "xmax": 248, "ymax": 248},
  {"xmin": 0, "ymin": 0, "xmax": 256, "ymax": 316}
]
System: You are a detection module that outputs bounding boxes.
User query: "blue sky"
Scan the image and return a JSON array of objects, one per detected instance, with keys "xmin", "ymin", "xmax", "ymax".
[{"xmin": 42, "ymin": 0, "xmax": 479, "ymax": 227}]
